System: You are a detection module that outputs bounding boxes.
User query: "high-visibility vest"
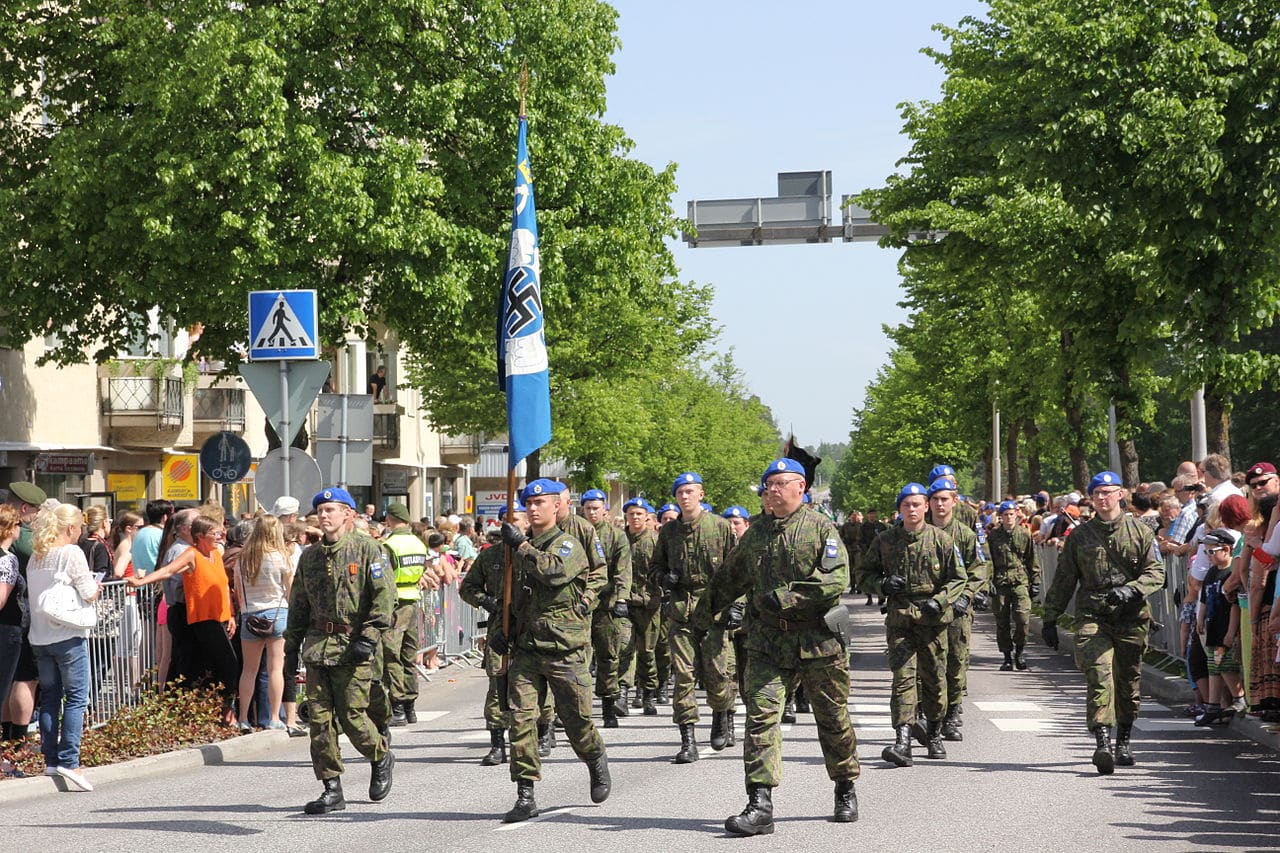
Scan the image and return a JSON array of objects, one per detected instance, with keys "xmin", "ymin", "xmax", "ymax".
[{"xmin": 384, "ymin": 529, "xmax": 429, "ymax": 601}]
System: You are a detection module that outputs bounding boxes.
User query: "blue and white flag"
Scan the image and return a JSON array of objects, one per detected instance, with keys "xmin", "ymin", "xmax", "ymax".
[{"xmin": 497, "ymin": 116, "xmax": 552, "ymax": 467}]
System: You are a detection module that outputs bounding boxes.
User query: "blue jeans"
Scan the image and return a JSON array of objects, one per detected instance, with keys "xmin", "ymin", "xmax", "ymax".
[{"xmin": 33, "ymin": 637, "xmax": 90, "ymax": 770}]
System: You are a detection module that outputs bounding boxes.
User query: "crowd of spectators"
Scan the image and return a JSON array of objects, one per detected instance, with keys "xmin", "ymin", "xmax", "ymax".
[{"xmin": 0, "ymin": 482, "xmax": 485, "ymax": 788}]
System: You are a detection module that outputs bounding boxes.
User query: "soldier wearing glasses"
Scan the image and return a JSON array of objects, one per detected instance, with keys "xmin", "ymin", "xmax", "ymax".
[{"xmin": 1042, "ymin": 472, "xmax": 1164, "ymax": 775}]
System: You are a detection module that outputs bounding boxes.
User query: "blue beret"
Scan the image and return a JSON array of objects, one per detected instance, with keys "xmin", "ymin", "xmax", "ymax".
[
  {"xmin": 581, "ymin": 488, "xmax": 608, "ymax": 505},
  {"xmin": 897, "ymin": 483, "xmax": 928, "ymax": 505},
  {"xmin": 998, "ymin": 500, "xmax": 1018, "ymax": 513},
  {"xmin": 657, "ymin": 502, "xmax": 679, "ymax": 517},
  {"xmin": 312, "ymin": 487, "xmax": 357, "ymax": 510},
  {"xmin": 498, "ymin": 500, "xmax": 526, "ymax": 520},
  {"xmin": 722, "ymin": 505, "xmax": 749, "ymax": 519},
  {"xmin": 802, "ymin": 493, "xmax": 812, "ymax": 504},
  {"xmin": 927, "ymin": 477, "xmax": 958, "ymax": 497},
  {"xmin": 672, "ymin": 472, "xmax": 703, "ymax": 495},
  {"xmin": 521, "ymin": 478, "xmax": 568, "ymax": 501},
  {"xmin": 928, "ymin": 465, "xmax": 956, "ymax": 483},
  {"xmin": 1088, "ymin": 471, "xmax": 1122, "ymax": 493},
  {"xmin": 622, "ymin": 497, "xmax": 651, "ymax": 513},
  {"xmin": 700, "ymin": 502, "xmax": 714, "ymax": 513},
  {"xmin": 761, "ymin": 458, "xmax": 807, "ymax": 483}
]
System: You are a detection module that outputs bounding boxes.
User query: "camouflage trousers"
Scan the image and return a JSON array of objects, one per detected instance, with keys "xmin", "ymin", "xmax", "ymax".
[
  {"xmin": 994, "ymin": 584, "xmax": 1031, "ymax": 653},
  {"xmin": 742, "ymin": 651, "xmax": 859, "ymax": 787},
  {"xmin": 307, "ymin": 658, "xmax": 388, "ymax": 780},
  {"xmin": 655, "ymin": 610, "xmax": 671, "ymax": 687},
  {"xmin": 1074, "ymin": 617, "xmax": 1149, "ymax": 729},
  {"xmin": 888, "ymin": 621, "xmax": 949, "ymax": 727},
  {"xmin": 483, "ymin": 642, "xmax": 553, "ymax": 729},
  {"xmin": 947, "ymin": 611, "xmax": 972, "ymax": 707},
  {"xmin": 382, "ymin": 600, "xmax": 422, "ymax": 703},
  {"xmin": 669, "ymin": 620, "xmax": 736, "ymax": 725},
  {"xmin": 508, "ymin": 646, "xmax": 605, "ymax": 782},
  {"xmin": 619, "ymin": 606, "xmax": 661, "ymax": 691},
  {"xmin": 591, "ymin": 609, "xmax": 633, "ymax": 699}
]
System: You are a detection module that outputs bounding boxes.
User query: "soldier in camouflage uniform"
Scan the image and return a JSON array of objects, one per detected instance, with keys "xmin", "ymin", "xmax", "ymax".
[
  {"xmin": 988, "ymin": 499, "xmax": 1040, "ymax": 672},
  {"xmin": 618, "ymin": 498, "xmax": 661, "ymax": 715},
  {"xmin": 653, "ymin": 503, "xmax": 680, "ymax": 703},
  {"xmin": 489, "ymin": 479, "xmax": 611, "ymax": 822},
  {"xmin": 711, "ymin": 459, "xmax": 859, "ymax": 835},
  {"xmin": 857, "ymin": 483, "xmax": 966, "ymax": 766},
  {"xmin": 459, "ymin": 502, "xmax": 554, "ymax": 766},
  {"xmin": 653, "ymin": 472, "xmax": 739, "ymax": 762},
  {"xmin": 581, "ymin": 489, "xmax": 633, "ymax": 727},
  {"xmin": 926, "ymin": 476, "xmax": 989, "ymax": 742},
  {"xmin": 1042, "ymin": 471, "xmax": 1164, "ymax": 775},
  {"xmin": 285, "ymin": 487, "xmax": 396, "ymax": 815},
  {"xmin": 858, "ymin": 510, "xmax": 888, "ymax": 606}
]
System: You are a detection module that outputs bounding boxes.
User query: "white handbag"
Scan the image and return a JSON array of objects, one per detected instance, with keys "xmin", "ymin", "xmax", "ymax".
[{"xmin": 37, "ymin": 574, "xmax": 98, "ymax": 630}]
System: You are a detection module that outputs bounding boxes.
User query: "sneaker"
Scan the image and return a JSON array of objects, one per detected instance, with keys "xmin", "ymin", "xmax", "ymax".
[
  {"xmin": 237, "ymin": 721, "xmax": 253, "ymax": 733},
  {"xmin": 1228, "ymin": 698, "xmax": 1247, "ymax": 714},
  {"xmin": 1184, "ymin": 704, "xmax": 1205, "ymax": 718},
  {"xmin": 43, "ymin": 766, "xmax": 59, "ymax": 777},
  {"xmin": 56, "ymin": 766, "xmax": 93, "ymax": 792}
]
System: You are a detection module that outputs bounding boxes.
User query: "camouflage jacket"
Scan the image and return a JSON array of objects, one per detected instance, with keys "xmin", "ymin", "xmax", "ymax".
[
  {"xmin": 626, "ymin": 527, "xmax": 660, "ymax": 611},
  {"xmin": 285, "ymin": 531, "xmax": 395, "ymax": 666},
  {"xmin": 711, "ymin": 506, "xmax": 848, "ymax": 663},
  {"xmin": 560, "ymin": 512, "xmax": 608, "ymax": 613},
  {"xmin": 593, "ymin": 518, "xmax": 632, "ymax": 611},
  {"xmin": 459, "ymin": 543, "xmax": 505, "ymax": 635},
  {"xmin": 856, "ymin": 525, "xmax": 967, "ymax": 628},
  {"xmin": 934, "ymin": 516, "xmax": 990, "ymax": 598},
  {"xmin": 987, "ymin": 525, "xmax": 1040, "ymax": 588},
  {"xmin": 651, "ymin": 510, "xmax": 736, "ymax": 628},
  {"xmin": 510, "ymin": 525, "xmax": 602, "ymax": 653},
  {"xmin": 839, "ymin": 520, "xmax": 862, "ymax": 554},
  {"xmin": 1044, "ymin": 515, "xmax": 1164, "ymax": 623}
]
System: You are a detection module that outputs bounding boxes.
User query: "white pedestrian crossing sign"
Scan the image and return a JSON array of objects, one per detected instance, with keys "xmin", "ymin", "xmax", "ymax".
[{"xmin": 248, "ymin": 290, "xmax": 319, "ymax": 360}]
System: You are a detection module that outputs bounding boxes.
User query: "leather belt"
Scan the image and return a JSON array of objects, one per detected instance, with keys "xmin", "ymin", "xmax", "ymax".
[
  {"xmin": 755, "ymin": 609, "xmax": 825, "ymax": 632},
  {"xmin": 313, "ymin": 619, "xmax": 355, "ymax": 635}
]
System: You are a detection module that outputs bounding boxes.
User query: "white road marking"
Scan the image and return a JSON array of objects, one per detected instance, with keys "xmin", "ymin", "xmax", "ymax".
[
  {"xmin": 851, "ymin": 703, "xmax": 892, "ymax": 713},
  {"xmin": 852, "ymin": 716, "xmax": 893, "ymax": 727},
  {"xmin": 856, "ymin": 727, "xmax": 895, "ymax": 738},
  {"xmin": 493, "ymin": 807, "xmax": 577, "ymax": 831},
  {"xmin": 460, "ymin": 731, "xmax": 492, "ymax": 742},
  {"xmin": 413, "ymin": 710, "xmax": 451, "ymax": 723},
  {"xmin": 1133, "ymin": 719, "xmax": 1198, "ymax": 732},
  {"xmin": 990, "ymin": 718, "xmax": 1055, "ymax": 732},
  {"xmin": 974, "ymin": 701, "xmax": 1042, "ymax": 712}
]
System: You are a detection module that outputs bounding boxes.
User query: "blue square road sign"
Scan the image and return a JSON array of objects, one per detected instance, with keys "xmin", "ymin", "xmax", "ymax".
[{"xmin": 248, "ymin": 290, "xmax": 319, "ymax": 360}]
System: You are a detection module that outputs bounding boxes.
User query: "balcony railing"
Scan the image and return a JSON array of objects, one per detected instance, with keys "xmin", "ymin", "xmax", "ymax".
[
  {"xmin": 374, "ymin": 412, "xmax": 399, "ymax": 450},
  {"xmin": 101, "ymin": 377, "xmax": 184, "ymax": 429},
  {"xmin": 440, "ymin": 433, "xmax": 481, "ymax": 464},
  {"xmin": 194, "ymin": 387, "xmax": 246, "ymax": 432}
]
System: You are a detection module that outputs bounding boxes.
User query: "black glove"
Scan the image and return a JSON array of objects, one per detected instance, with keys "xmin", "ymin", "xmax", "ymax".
[
  {"xmin": 612, "ymin": 600, "xmax": 629, "ymax": 618},
  {"xmin": 1042, "ymin": 622, "xmax": 1059, "ymax": 650},
  {"xmin": 725, "ymin": 602, "xmax": 745, "ymax": 631},
  {"xmin": 347, "ymin": 636, "xmax": 377, "ymax": 664},
  {"xmin": 659, "ymin": 571, "xmax": 680, "ymax": 592},
  {"xmin": 882, "ymin": 575, "xmax": 908, "ymax": 596},
  {"xmin": 1029, "ymin": 582, "xmax": 1041, "ymax": 599},
  {"xmin": 973, "ymin": 591, "xmax": 991, "ymax": 612},
  {"xmin": 953, "ymin": 595, "xmax": 971, "ymax": 617},
  {"xmin": 1105, "ymin": 585, "xmax": 1140, "ymax": 608},
  {"xmin": 919, "ymin": 598, "xmax": 943, "ymax": 620},
  {"xmin": 489, "ymin": 629, "xmax": 509, "ymax": 656},
  {"xmin": 501, "ymin": 522, "xmax": 527, "ymax": 549},
  {"xmin": 480, "ymin": 595, "xmax": 501, "ymax": 614},
  {"xmin": 574, "ymin": 599, "xmax": 591, "ymax": 617}
]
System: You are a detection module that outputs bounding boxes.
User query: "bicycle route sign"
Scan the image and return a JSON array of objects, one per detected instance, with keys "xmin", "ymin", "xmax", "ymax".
[{"xmin": 199, "ymin": 431, "xmax": 253, "ymax": 484}]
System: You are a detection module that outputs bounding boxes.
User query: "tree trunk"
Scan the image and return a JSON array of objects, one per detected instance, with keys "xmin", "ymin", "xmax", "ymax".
[
  {"xmin": 1024, "ymin": 420, "xmax": 1043, "ymax": 492},
  {"xmin": 1060, "ymin": 331, "xmax": 1090, "ymax": 491},
  {"xmin": 1112, "ymin": 366, "xmax": 1142, "ymax": 487},
  {"xmin": 526, "ymin": 447, "xmax": 542, "ymax": 481},
  {"xmin": 1204, "ymin": 382, "xmax": 1232, "ymax": 463},
  {"xmin": 1005, "ymin": 420, "xmax": 1020, "ymax": 498}
]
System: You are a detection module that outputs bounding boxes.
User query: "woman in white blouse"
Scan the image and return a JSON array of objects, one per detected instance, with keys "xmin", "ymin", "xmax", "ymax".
[{"xmin": 233, "ymin": 515, "xmax": 294, "ymax": 730}]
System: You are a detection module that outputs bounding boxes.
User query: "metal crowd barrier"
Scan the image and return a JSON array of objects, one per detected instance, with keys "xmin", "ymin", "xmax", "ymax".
[
  {"xmin": 417, "ymin": 580, "xmax": 483, "ymax": 671},
  {"xmin": 86, "ymin": 581, "xmax": 159, "ymax": 728}
]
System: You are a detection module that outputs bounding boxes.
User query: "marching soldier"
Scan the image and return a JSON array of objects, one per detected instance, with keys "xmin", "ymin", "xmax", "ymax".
[
  {"xmin": 580, "ymin": 488, "xmax": 633, "ymax": 726},
  {"xmin": 926, "ymin": 476, "xmax": 989, "ymax": 742},
  {"xmin": 723, "ymin": 505, "xmax": 751, "ymax": 541},
  {"xmin": 379, "ymin": 502, "xmax": 433, "ymax": 726},
  {"xmin": 285, "ymin": 487, "xmax": 396, "ymax": 815},
  {"xmin": 652, "ymin": 472, "xmax": 738, "ymax": 762},
  {"xmin": 857, "ymin": 483, "xmax": 966, "ymax": 766},
  {"xmin": 618, "ymin": 498, "xmax": 662, "ymax": 715},
  {"xmin": 711, "ymin": 458, "xmax": 859, "ymax": 835},
  {"xmin": 1042, "ymin": 472, "xmax": 1164, "ymax": 775},
  {"xmin": 858, "ymin": 509, "xmax": 888, "ymax": 605},
  {"xmin": 489, "ymin": 479, "xmax": 611, "ymax": 822},
  {"xmin": 652, "ymin": 503, "xmax": 679, "ymax": 704},
  {"xmin": 987, "ymin": 499, "xmax": 1040, "ymax": 671}
]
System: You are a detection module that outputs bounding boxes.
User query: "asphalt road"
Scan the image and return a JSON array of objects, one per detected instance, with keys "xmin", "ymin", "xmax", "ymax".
[{"xmin": 4, "ymin": 598, "xmax": 1278, "ymax": 852}]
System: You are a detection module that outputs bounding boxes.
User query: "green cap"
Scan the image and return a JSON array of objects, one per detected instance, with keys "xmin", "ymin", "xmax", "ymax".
[
  {"xmin": 385, "ymin": 501, "xmax": 412, "ymax": 523},
  {"xmin": 8, "ymin": 482, "xmax": 46, "ymax": 506}
]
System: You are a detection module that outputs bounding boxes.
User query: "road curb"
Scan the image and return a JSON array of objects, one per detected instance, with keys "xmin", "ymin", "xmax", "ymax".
[
  {"xmin": 0, "ymin": 728, "xmax": 292, "ymax": 806},
  {"xmin": 1028, "ymin": 613, "xmax": 1279, "ymax": 753}
]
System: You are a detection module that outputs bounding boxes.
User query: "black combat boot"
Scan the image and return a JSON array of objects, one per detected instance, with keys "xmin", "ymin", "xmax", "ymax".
[
  {"xmin": 725, "ymin": 783, "xmax": 774, "ymax": 836},
  {"xmin": 1000, "ymin": 652, "xmax": 1014, "ymax": 671},
  {"xmin": 587, "ymin": 751, "xmax": 611, "ymax": 803},
  {"xmin": 941, "ymin": 707, "xmax": 963, "ymax": 742},
  {"xmin": 710, "ymin": 710, "xmax": 729, "ymax": 751},
  {"xmin": 369, "ymin": 749, "xmax": 394, "ymax": 801},
  {"xmin": 631, "ymin": 684, "xmax": 644, "ymax": 710},
  {"xmin": 1091, "ymin": 726, "xmax": 1115, "ymax": 775},
  {"xmin": 1114, "ymin": 723, "xmax": 1134, "ymax": 767},
  {"xmin": 833, "ymin": 778, "xmax": 859, "ymax": 823},
  {"xmin": 656, "ymin": 680, "xmax": 671, "ymax": 704},
  {"xmin": 390, "ymin": 703, "xmax": 407, "ymax": 727},
  {"xmin": 882, "ymin": 724, "xmax": 914, "ymax": 767},
  {"xmin": 642, "ymin": 688, "xmax": 658, "ymax": 716},
  {"xmin": 1014, "ymin": 646, "xmax": 1028, "ymax": 671},
  {"xmin": 909, "ymin": 717, "xmax": 929, "ymax": 747},
  {"xmin": 794, "ymin": 686, "xmax": 810, "ymax": 714},
  {"xmin": 724, "ymin": 710, "xmax": 737, "ymax": 748},
  {"xmin": 926, "ymin": 720, "xmax": 947, "ymax": 759},
  {"xmin": 615, "ymin": 686, "xmax": 631, "ymax": 717},
  {"xmin": 602, "ymin": 697, "xmax": 619, "ymax": 729},
  {"xmin": 674, "ymin": 723, "xmax": 699, "ymax": 764},
  {"xmin": 865, "ymin": 593, "xmax": 874, "ymax": 606},
  {"xmin": 402, "ymin": 701, "xmax": 418, "ymax": 724},
  {"xmin": 480, "ymin": 728, "xmax": 506, "ymax": 766},
  {"xmin": 537, "ymin": 722, "xmax": 556, "ymax": 757},
  {"xmin": 304, "ymin": 777, "xmax": 345, "ymax": 814},
  {"xmin": 782, "ymin": 696, "xmax": 797, "ymax": 725},
  {"xmin": 504, "ymin": 780, "xmax": 539, "ymax": 823}
]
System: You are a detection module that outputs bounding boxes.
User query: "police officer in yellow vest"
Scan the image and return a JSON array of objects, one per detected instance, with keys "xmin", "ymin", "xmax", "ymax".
[{"xmin": 381, "ymin": 502, "xmax": 434, "ymax": 726}]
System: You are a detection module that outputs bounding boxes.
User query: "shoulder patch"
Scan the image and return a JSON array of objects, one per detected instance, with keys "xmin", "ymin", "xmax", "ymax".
[
  {"xmin": 559, "ymin": 540, "xmax": 575, "ymax": 558},
  {"xmin": 824, "ymin": 537, "xmax": 839, "ymax": 560},
  {"xmin": 370, "ymin": 560, "xmax": 385, "ymax": 580},
  {"xmin": 594, "ymin": 540, "xmax": 606, "ymax": 559}
]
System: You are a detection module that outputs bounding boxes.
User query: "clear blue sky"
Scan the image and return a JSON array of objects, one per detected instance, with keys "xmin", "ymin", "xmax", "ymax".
[{"xmin": 603, "ymin": 1, "xmax": 989, "ymax": 446}]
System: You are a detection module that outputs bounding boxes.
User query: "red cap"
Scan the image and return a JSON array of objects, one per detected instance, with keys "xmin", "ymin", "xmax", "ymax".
[{"xmin": 1246, "ymin": 462, "xmax": 1276, "ymax": 483}]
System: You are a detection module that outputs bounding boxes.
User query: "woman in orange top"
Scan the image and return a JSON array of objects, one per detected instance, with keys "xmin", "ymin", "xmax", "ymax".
[{"xmin": 130, "ymin": 516, "xmax": 239, "ymax": 723}]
